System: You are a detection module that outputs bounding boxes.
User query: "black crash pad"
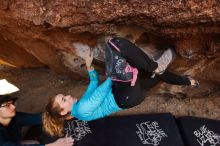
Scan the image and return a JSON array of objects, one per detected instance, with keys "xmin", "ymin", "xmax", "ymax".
[
  {"xmin": 178, "ymin": 116, "xmax": 220, "ymax": 146},
  {"xmin": 40, "ymin": 113, "xmax": 185, "ymax": 146},
  {"xmin": 104, "ymin": 113, "xmax": 184, "ymax": 146},
  {"xmin": 39, "ymin": 118, "xmax": 106, "ymax": 146}
]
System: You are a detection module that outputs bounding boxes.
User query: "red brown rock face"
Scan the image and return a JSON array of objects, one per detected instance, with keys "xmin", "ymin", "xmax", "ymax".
[{"xmin": 0, "ymin": 0, "xmax": 220, "ymax": 97}]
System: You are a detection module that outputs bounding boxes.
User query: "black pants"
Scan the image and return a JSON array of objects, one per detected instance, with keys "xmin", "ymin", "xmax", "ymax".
[{"xmin": 111, "ymin": 37, "xmax": 191, "ymax": 109}]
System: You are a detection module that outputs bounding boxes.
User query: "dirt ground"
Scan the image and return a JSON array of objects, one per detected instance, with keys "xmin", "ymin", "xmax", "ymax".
[{"xmin": 0, "ymin": 65, "xmax": 219, "ymax": 120}]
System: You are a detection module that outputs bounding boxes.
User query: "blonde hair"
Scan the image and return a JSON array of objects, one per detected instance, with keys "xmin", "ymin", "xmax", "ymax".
[
  {"xmin": 42, "ymin": 112, "xmax": 65, "ymax": 137},
  {"xmin": 42, "ymin": 96, "xmax": 65, "ymax": 137}
]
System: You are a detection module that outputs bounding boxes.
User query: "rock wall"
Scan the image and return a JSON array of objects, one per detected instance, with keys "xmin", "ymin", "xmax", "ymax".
[{"xmin": 0, "ymin": 0, "xmax": 220, "ymax": 97}]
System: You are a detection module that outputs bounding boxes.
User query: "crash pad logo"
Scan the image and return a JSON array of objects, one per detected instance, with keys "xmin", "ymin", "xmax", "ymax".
[
  {"xmin": 136, "ymin": 121, "xmax": 168, "ymax": 145},
  {"xmin": 65, "ymin": 120, "xmax": 92, "ymax": 141},
  {"xmin": 193, "ymin": 125, "xmax": 220, "ymax": 146}
]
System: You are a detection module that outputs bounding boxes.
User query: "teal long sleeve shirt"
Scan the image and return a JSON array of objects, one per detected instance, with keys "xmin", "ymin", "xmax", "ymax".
[{"xmin": 71, "ymin": 69, "xmax": 122, "ymax": 121}]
